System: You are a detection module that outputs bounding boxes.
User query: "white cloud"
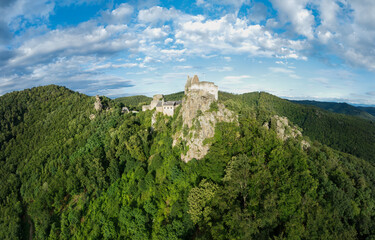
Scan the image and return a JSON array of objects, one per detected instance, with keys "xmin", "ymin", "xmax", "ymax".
[
  {"xmin": 1, "ymin": 0, "xmax": 55, "ymax": 24},
  {"xmin": 102, "ymin": 3, "xmax": 134, "ymax": 24},
  {"xmin": 318, "ymin": 0, "xmax": 339, "ymax": 29},
  {"xmin": 138, "ymin": 5, "xmax": 204, "ymax": 25},
  {"xmin": 174, "ymin": 14, "xmax": 308, "ymax": 59},
  {"xmin": 8, "ymin": 22, "xmax": 137, "ymax": 67},
  {"xmin": 138, "ymin": 6, "xmax": 177, "ymax": 24},
  {"xmin": 164, "ymin": 37, "xmax": 173, "ymax": 44},
  {"xmin": 223, "ymin": 56, "xmax": 231, "ymax": 61},
  {"xmin": 88, "ymin": 62, "xmax": 140, "ymax": 71},
  {"xmin": 350, "ymin": 0, "xmax": 375, "ymax": 30},
  {"xmin": 270, "ymin": 0, "xmax": 315, "ymax": 39},
  {"xmin": 143, "ymin": 26, "xmax": 168, "ymax": 39},
  {"xmin": 308, "ymin": 0, "xmax": 375, "ymax": 70},
  {"xmin": 160, "ymin": 49, "xmax": 186, "ymax": 58},
  {"xmin": 269, "ymin": 67, "xmax": 294, "ymax": 74},
  {"xmin": 175, "ymin": 65, "xmax": 193, "ymax": 69}
]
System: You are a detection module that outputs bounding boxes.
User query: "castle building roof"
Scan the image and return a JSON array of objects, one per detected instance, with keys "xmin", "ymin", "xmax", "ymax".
[{"xmin": 164, "ymin": 101, "xmax": 181, "ymax": 106}]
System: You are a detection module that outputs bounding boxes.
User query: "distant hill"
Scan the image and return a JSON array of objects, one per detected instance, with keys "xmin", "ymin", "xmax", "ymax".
[
  {"xmin": 291, "ymin": 100, "xmax": 375, "ymax": 121},
  {"xmin": 358, "ymin": 106, "xmax": 375, "ymax": 117},
  {"xmin": 114, "ymin": 95, "xmax": 152, "ymax": 110}
]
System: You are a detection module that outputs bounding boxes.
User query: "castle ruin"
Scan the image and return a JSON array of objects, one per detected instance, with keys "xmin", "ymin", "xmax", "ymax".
[
  {"xmin": 142, "ymin": 75, "xmax": 218, "ymax": 117},
  {"xmin": 142, "ymin": 94, "xmax": 182, "ymax": 117},
  {"xmin": 185, "ymin": 75, "xmax": 218, "ymax": 100}
]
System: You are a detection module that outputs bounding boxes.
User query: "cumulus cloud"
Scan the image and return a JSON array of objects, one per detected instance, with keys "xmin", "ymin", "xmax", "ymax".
[
  {"xmin": 101, "ymin": 3, "xmax": 134, "ymax": 24},
  {"xmin": 270, "ymin": 0, "xmax": 315, "ymax": 39},
  {"xmin": 138, "ymin": 6, "xmax": 178, "ymax": 24},
  {"xmin": 265, "ymin": 0, "xmax": 375, "ymax": 71},
  {"xmin": 314, "ymin": 0, "xmax": 375, "ymax": 70},
  {"xmin": 174, "ymin": 14, "xmax": 308, "ymax": 59},
  {"xmin": 143, "ymin": 26, "xmax": 168, "ymax": 39},
  {"xmin": 164, "ymin": 37, "xmax": 173, "ymax": 44}
]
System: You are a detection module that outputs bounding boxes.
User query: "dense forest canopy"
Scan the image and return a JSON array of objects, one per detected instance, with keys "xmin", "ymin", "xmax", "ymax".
[{"xmin": 1, "ymin": 85, "xmax": 375, "ymax": 239}]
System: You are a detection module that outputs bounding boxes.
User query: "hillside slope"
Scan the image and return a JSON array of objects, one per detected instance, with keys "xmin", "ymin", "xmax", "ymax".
[
  {"xmin": 217, "ymin": 91, "xmax": 375, "ymax": 163},
  {"xmin": 1, "ymin": 86, "xmax": 375, "ymax": 239}
]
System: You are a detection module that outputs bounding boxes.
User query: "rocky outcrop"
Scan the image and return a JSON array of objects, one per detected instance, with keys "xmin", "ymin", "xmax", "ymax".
[
  {"xmin": 94, "ymin": 95, "xmax": 102, "ymax": 112},
  {"xmin": 121, "ymin": 107, "xmax": 129, "ymax": 114},
  {"xmin": 173, "ymin": 75, "xmax": 236, "ymax": 162},
  {"xmin": 264, "ymin": 115, "xmax": 310, "ymax": 150}
]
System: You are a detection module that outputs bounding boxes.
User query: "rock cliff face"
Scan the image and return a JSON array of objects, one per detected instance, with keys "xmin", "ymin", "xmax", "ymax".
[
  {"xmin": 264, "ymin": 115, "xmax": 310, "ymax": 150},
  {"xmin": 173, "ymin": 76, "xmax": 236, "ymax": 162}
]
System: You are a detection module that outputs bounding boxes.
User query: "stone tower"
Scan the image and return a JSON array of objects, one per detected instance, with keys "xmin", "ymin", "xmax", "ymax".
[{"xmin": 184, "ymin": 75, "xmax": 200, "ymax": 94}]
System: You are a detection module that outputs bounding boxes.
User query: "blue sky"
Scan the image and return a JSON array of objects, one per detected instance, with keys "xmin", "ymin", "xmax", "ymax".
[{"xmin": 0, "ymin": 0, "xmax": 374, "ymax": 105}]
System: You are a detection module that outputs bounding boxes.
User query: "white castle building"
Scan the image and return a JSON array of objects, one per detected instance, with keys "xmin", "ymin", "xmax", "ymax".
[{"xmin": 142, "ymin": 94, "xmax": 182, "ymax": 116}]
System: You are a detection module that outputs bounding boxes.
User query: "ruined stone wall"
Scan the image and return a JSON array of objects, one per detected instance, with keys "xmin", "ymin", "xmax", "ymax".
[{"xmin": 189, "ymin": 82, "xmax": 218, "ymax": 100}]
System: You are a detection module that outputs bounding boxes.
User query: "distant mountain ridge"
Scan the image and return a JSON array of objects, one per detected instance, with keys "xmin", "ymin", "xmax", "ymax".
[{"xmin": 291, "ymin": 100, "xmax": 375, "ymax": 122}]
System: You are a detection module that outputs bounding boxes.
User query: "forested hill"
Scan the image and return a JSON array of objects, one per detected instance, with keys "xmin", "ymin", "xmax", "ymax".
[
  {"xmin": 358, "ymin": 106, "xmax": 375, "ymax": 116},
  {"xmin": 121, "ymin": 91, "xmax": 375, "ymax": 163},
  {"xmin": 216, "ymin": 91, "xmax": 375, "ymax": 163},
  {"xmin": 291, "ymin": 100, "xmax": 375, "ymax": 121},
  {"xmin": 1, "ymin": 85, "xmax": 375, "ymax": 239}
]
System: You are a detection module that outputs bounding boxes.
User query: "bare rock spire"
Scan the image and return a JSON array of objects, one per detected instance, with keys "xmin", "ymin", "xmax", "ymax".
[{"xmin": 94, "ymin": 95, "xmax": 102, "ymax": 112}]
